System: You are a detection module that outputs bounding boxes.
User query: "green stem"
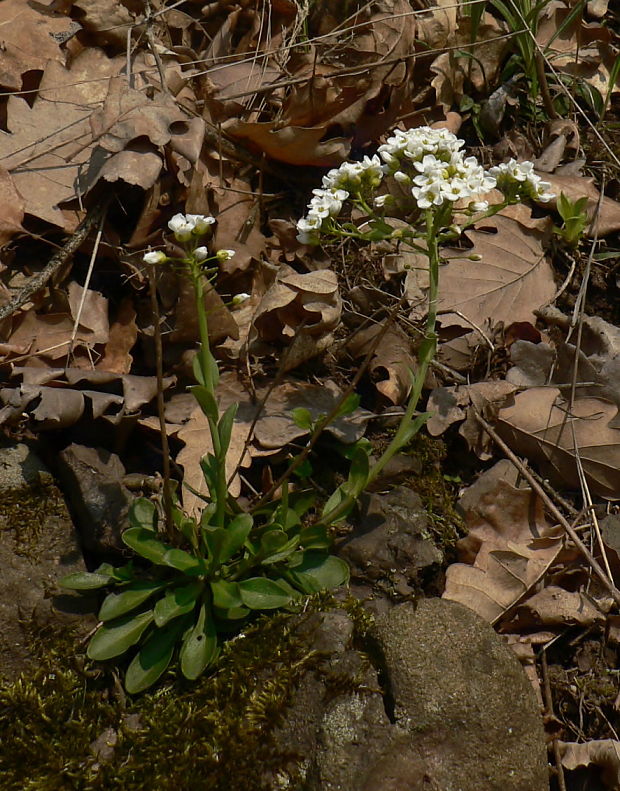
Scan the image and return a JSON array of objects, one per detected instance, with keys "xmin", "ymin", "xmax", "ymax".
[
  {"xmin": 191, "ymin": 264, "xmax": 227, "ymax": 527},
  {"xmin": 321, "ymin": 209, "xmax": 442, "ymax": 526}
]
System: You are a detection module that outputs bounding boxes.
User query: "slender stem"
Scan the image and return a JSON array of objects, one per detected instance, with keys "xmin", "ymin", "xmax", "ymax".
[
  {"xmin": 149, "ymin": 265, "xmax": 173, "ymax": 537},
  {"xmin": 191, "ymin": 265, "xmax": 227, "ymax": 527},
  {"xmin": 321, "ymin": 209, "xmax": 442, "ymax": 526}
]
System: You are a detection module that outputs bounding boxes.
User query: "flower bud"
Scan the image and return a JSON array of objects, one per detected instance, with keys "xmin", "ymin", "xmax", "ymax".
[
  {"xmin": 468, "ymin": 254, "xmax": 483, "ymax": 261},
  {"xmin": 143, "ymin": 250, "xmax": 167, "ymax": 264},
  {"xmin": 232, "ymin": 292, "xmax": 251, "ymax": 305},
  {"xmin": 194, "ymin": 246, "xmax": 209, "ymax": 262},
  {"xmin": 216, "ymin": 249, "xmax": 236, "ymax": 262}
]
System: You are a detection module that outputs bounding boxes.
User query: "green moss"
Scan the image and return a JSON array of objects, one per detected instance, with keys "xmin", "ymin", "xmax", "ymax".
[
  {"xmin": 401, "ymin": 434, "xmax": 463, "ymax": 552},
  {"xmin": 0, "ymin": 480, "xmax": 69, "ymax": 559},
  {"xmin": 0, "ymin": 594, "xmax": 370, "ymax": 791}
]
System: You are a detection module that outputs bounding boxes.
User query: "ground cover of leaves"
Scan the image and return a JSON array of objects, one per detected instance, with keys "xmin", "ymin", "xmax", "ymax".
[{"xmin": 1, "ymin": 0, "xmax": 620, "ymax": 788}]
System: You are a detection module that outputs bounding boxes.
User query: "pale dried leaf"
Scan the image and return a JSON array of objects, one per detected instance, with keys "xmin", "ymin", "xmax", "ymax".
[
  {"xmin": 507, "ymin": 586, "xmax": 606, "ymax": 630},
  {"xmin": 0, "ymin": 0, "xmax": 74, "ymax": 90},
  {"xmin": 98, "ymin": 298, "xmax": 138, "ymax": 375},
  {"xmin": 497, "ymin": 387, "xmax": 620, "ymax": 498},
  {"xmin": 559, "ymin": 740, "xmax": 620, "ymax": 788},
  {"xmin": 438, "ymin": 215, "xmax": 556, "ymax": 330},
  {"xmin": 0, "ymin": 167, "xmax": 24, "ymax": 247},
  {"xmin": 443, "ymin": 470, "xmax": 563, "ymax": 624}
]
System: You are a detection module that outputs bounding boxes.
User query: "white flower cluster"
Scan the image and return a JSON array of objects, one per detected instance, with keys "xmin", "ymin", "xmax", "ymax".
[
  {"xmin": 168, "ymin": 213, "xmax": 216, "ymax": 242},
  {"xmin": 296, "ymin": 155, "xmax": 384, "ymax": 244},
  {"xmin": 378, "ymin": 126, "xmax": 496, "ymax": 210},
  {"xmin": 488, "ymin": 159, "xmax": 554, "ymax": 203},
  {"xmin": 296, "ymin": 126, "xmax": 555, "ymax": 243}
]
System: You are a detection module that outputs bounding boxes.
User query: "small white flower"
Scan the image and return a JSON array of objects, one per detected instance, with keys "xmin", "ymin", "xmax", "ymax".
[
  {"xmin": 143, "ymin": 250, "xmax": 167, "ymax": 264},
  {"xmin": 168, "ymin": 213, "xmax": 194, "ymax": 242},
  {"xmin": 216, "ymin": 249, "xmax": 236, "ymax": 262},
  {"xmin": 231, "ymin": 292, "xmax": 251, "ymax": 305},
  {"xmin": 186, "ymin": 214, "xmax": 216, "ymax": 235},
  {"xmin": 469, "ymin": 200, "xmax": 489, "ymax": 212},
  {"xmin": 194, "ymin": 246, "xmax": 209, "ymax": 262},
  {"xmin": 374, "ymin": 194, "xmax": 393, "ymax": 208}
]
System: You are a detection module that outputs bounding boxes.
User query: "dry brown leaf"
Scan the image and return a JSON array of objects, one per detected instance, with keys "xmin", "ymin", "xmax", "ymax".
[
  {"xmin": 497, "ymin": 387, "xmax": 620, "ymax": 498},
  {"xmin": 0, "ymin": 50, "xmax": 123, "ymax": 229},
  {"xmin": 438, "ymin": 214, "xmax": 556, "ymax": 330},
  {"xmin": 98, "ymin": 298, "xmax": 138, "ymax": 375},
  {"xmin": 427, "ymin": 381, "xmax": 517, "ymax": 436},
  {"xmin": 0, "ymin": 167, "xmax": 24, "ymax": 248},
  {"xmin": 506, "ymin": 586, "xmax": 607, "ymax": 630},
  {"xmin": 68, "ymin": 283, "xmax": 109, "ymax": 344},
  {"xmin": 348, "ymin": 323, "xmax": 416, "ymax": 405},
  {"xmin": 252, "ymin": 266, "xmax": 341, "ymax": 345},
  {"xmin": 0, "ymin": 0, "xmax": 74, "ymax": 90},
  {"xmin": 542, "ymin": 173, "xmax": 620, "ymax": 237},
  {"xmin": 224, "ymin": 121, "xmax": 351, "ymax": 167},
  {"xmin": 72, "ymin": 0, "xmax": 137, "ymax": 48},
  {"xmin": 443, "ymin": 464, "xmax": 563, "ymax": 623},
  {"xmin": 559, "ymin": 740, "xmax": 620, "ymax": 788}
]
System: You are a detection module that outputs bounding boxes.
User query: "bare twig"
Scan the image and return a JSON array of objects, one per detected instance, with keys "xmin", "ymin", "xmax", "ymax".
[
  {"xmin": 0, "ymin": 200, "xmax": 111, "ymax": 323},
  {"xmin": 541, "ymin": 649, "xmax": 567, "ymax": 791},
  {"xmin": 473, "ymin": 407, "xmax": 620, "ymax": 607}
]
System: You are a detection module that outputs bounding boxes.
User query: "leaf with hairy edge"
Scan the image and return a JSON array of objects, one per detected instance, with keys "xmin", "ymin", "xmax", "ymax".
[
  {"xmin": 238, "ymin": 577, "xmax": 296, "ymax": 610},
  {"xmin": 125, "ymin": 616, "xmax": 191, "ymax": 694},
  {"xmin": 88, "ymin": 610, "xmax": 154, "ymax": 661},
  {"xmin": 122, "ymin": 527, "xmax": 172, "ymax": 564},
  {"xmin": 129, "ymin": 498, "xmax": 158, "ymax": 531},
  {"xmin": 153, "ymin": 580, "xmax": 203, "ymax": 627},
  {"xmin": 99, "ymin": 580, "xmax": 167, "ymax": 621},
  {"xmin": 180, "ymin": 602, "xmax": 219, "ymax": 680},
  {"xmin": 285, "ymin": 553, "xmax": 350, "ymax": 594},
  {"xmin": 60, "ymin": 570, "xmax": 117, "ymax": 590}
]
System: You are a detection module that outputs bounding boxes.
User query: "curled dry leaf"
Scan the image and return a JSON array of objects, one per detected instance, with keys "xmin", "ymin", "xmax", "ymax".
[
  {"xmin": 497, "ymin": 387, "xmax": 620, "ymax": 498},
  {"xmin": 348, "ymin": 322, "xmax": 417, "ymax": 405},
  {"xmin": 505, "ymin": 586, "xmax": 608, "ymax": 631},
  {"xmin": 559, "ymin": 740, "xmax": 620, "ymax": 788},
  {"xmin": 438, "ymin": 215, "xmax": 556, "ymax": 331},
  {"xmin": 427, "ymin": 381, "xmax": 517, "ymax": 459},
  {"xmin": 252, "ymin": 266, "xmax": 341, "ymax": 344},
  {"xmin": 443, "ymin": 463, "xmax": 563, "ymax": 624}
]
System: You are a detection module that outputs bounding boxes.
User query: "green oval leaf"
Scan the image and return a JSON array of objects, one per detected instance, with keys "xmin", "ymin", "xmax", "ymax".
[
  {"xmin": 163, "ymin": 548, "xmax": 205, "ymax": 575},
  {"xmin": 154, "ymin": 581, "xmax": 202, "ymax": 627},
  {"xmin": 99, "ymin": 581, "xmax": 167, "ymax": 622},
  {"xmin": 122, "ymin": 527, "xmax": 172, "ymax": 564},
  {"xmin": 285, "ymin": 552, "xmax": 349, "ymax": 594},
  {"xmin": 87, "ymin": 610, "xmax": 154, "ymax": 661},
  {"xmin": 291, "ymin": 407, "xmax": 313, "ymax": 431},
  {"xmin": 180, "ymin": 602, "xmax": 219, "ymax": 681},
  {"xmin": 238, "ymin": 577, "xmax": 295, "ymax": 610},
  {"xmin": 129, "ymin": 498, "xmax": 158, "ymax": 532},
  {"xmin": 210, "ymin": 579, "xmax": 242, "ymax": 609},
  {"xmin": 125, "ymin": 617, "xmax": 190, "ymax": 694},
  {"xmin": 59, "ymin": 571, "xmax": 116, "ymax": 590}
]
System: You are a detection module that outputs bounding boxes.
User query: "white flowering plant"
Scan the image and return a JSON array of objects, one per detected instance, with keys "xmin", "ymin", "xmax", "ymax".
[
  {"xmin": 61, "ymin": 212, "xmax": 350, "ymax": 694},
  {"xmin": 296, "ymin": 126, "xmax": 554, "ymax": 499}
]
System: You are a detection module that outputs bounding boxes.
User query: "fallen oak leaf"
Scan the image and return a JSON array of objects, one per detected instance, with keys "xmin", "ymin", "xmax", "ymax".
[
  {"xmin": 497, "ymin": 387, "xmax": 620, "ymax": 499},
  {"xmin": 438, "ymin": 214, "xmax": 556, "ymax": 331},
  {"xmin": 443, "ymin": 464, "xmax": 563, "ymax": 624},
  {"xmin": 558, "ymin": 740, "xmax": 620, "ymax": 788}
]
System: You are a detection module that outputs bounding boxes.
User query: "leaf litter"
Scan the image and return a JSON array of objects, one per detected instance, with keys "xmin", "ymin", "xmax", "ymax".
[{"xmin": 1, "ymin": 0, "xmax": 620, "ymax": 784}]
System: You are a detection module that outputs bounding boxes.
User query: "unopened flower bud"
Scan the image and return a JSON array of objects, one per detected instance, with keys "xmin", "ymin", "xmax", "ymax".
[
  {"xmin": 468, "ymin": 254, "xmax": 483, "ymax": 261},
  {"xmin": 194, "ymin": 246, "xmax": 209, "ymax": 262},
  {"xmin": 216, "ymin": 249, "xmax": 236, "ymax": 262},
  {"xmin": 143, "ymin": 250, "xmax": 167, "ymax": 264},
  {"xmin": 232, "ymin": 292, "xmax": 251, "ymax": 305},
  {"xmin": 449, "ymin": 224, "xmax": 462, "ymax": 236}
]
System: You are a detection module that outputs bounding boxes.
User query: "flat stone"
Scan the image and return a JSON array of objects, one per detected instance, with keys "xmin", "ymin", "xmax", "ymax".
[{"xmin": 371, "ymin": 599, "xmax": 549, "ymax": 791}]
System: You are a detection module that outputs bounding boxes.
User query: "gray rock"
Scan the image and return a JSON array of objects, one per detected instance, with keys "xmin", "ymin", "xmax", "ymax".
[
  {"xmin": 370, "ymin": 599, "xmax": 549, "ymax": 791},
  {"xmin": 56, "ymin": 443, "xmax": 133, "ymax": 556},
  {"xmin": 0, "ymin": 443, "xmax": 96, "ymax": 681},
  {"xmin": 339, "ymin": 487, "xmax": 442, "ymax": 596}
]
